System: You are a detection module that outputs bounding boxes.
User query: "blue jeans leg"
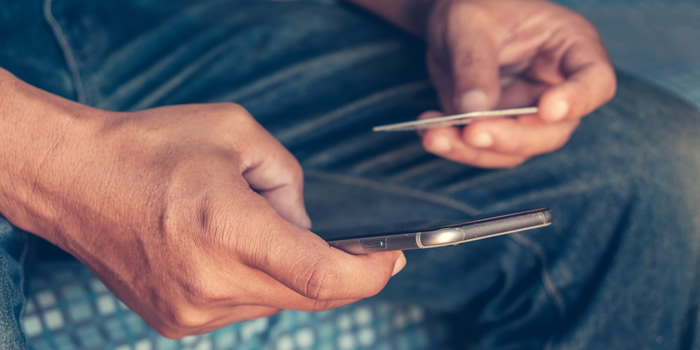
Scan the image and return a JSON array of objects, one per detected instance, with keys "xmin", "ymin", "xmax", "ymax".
[{"xmin": 0, "ymin": 221, "xmax": 30, "ymax": 349}]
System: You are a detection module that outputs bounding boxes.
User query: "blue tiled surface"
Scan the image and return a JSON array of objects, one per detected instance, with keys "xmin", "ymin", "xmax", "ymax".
[{"xmin": 22, "ymin": 262, "xmax": 450, "ymax": 350}]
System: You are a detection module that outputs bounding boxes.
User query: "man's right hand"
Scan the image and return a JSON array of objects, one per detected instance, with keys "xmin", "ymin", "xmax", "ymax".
[{"xmin": 0, "ymin": 70, "xmax": 405, "ymax": 338}]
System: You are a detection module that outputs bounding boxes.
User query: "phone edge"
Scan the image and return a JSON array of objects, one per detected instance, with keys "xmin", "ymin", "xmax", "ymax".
[{"xmin": 329, "ymin": 208, "xmax": 552, "ymax": 254}]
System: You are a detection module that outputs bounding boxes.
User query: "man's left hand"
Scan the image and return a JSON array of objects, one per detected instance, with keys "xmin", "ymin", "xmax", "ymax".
[{"xmin": 419, "ymin": 0, "xmax": 616, "ymax": 168}]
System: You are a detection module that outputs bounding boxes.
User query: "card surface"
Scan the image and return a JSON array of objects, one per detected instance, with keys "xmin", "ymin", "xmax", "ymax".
[{"xmin": 373, "ymin": 107, "xmax": 539, "ymax": 132}]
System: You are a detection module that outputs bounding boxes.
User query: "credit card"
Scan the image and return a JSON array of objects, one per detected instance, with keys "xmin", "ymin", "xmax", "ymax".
[{"xmin": 373, "ymin": 107, "xmax": 539, "ymax": 132}]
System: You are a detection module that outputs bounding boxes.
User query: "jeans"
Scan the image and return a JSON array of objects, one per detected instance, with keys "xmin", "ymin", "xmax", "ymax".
[{"xmin": 1, "ymin": 0, "xmax": 699, "ymax": 349}]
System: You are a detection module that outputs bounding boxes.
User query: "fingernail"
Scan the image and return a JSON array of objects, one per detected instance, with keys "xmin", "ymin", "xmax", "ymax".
[
  {"xmin": 392, "ymin": 253, "xmax": 406, "ymax": 276},
  {"xmin": 470, "ymin": 131, "xmax": 494, "ymax": 148},
  {"xmin": 548, "ymin": 99, "xmax": 569, "ymax": 121},
  {"xmin": 459, "ymin": 90, "xmax": 489, "ymax": 112},
  {"xmin": 428, "ymin": 136, "xmax": 451, "ymax": 153}
]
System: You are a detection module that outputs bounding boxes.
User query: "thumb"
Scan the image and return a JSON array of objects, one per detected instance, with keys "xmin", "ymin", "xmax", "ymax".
[
  {"xmin": 447, "ymin": 13, "xmax": 502, "ymax": 112},
  {"xmin": 240, "ymin": 201, "xmax": 405, "ymax": 301}
]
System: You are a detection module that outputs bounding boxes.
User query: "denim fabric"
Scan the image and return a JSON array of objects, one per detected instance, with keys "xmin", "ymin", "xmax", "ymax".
[
  {"xmin": 568, "ymin": 2, "xmax": 700, "ymax": 107},
  {"xmin": 0, "ymin": 222, "xmax": 29, "ymax": 348},
  {"xmin": 1, "ymin": 0, "xmax": 699, "ymax": 349}
]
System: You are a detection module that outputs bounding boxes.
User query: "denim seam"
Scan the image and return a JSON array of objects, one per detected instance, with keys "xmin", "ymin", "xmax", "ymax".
[
  {"xmin": 43, "ymin": 0, "xmax": 87, "ymax": 104},
  {"xmin": 305, "ymin": 169, "xmax": 568, "ymax": 339},
  {"xmin": 508, "ymin": 233, "xmax": 566, "ymax": 315}
]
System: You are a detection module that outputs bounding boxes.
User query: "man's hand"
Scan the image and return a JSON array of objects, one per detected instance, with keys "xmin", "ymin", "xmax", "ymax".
[
  {"xmin": 350, "ymin": 0, "xmax": 616, "ymax": 168},
  {"xmin": 420, "ymin": 0, "xmax": 616, "ymax": 167},
  {"xmin": 0, "ymin": 72, "xmax": 405, "ymax": 338}
]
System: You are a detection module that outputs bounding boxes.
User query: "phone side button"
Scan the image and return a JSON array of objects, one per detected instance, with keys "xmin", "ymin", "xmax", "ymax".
[{"xmin": 360, "ymin": 239, "xmax": 387, "ymax": 251}]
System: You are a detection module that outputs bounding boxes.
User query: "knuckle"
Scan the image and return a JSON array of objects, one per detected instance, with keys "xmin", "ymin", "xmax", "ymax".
[
  {"xmin": 168, "ymin": 305, "xmax": 209, "ymax": 330},
  {"xmin": 210, "ymin": 103, "xmax": 255, "ymax": 130},
  {"xmin": 507, "ymin": 157, "xmax": 529, "ymax": 168},
  {"xmin": 467, "ymin": 149, "xmax": 488, "ymax": 167},
  {"xmin": 229, "ymin": 105, "xmax": 255, "ymax": 124},
  {"xmin": 422, "ymin": 135, "xmax": 440, "ymax": 155},
  {"xmin": 196, "ymin": 197, "xmax": 236, "ymax": 249},
  {"xmin": 453, "ymin": 48, "xmax": 477, "ymax": 68},
  {"xmin": 473, "ymin": 153, "xmax": 525, "ymax": 169},
  {"xmin": 194, "ymin": 196, "xmax": 216, "ymax": 235},
  {"xmin": 286, "ymin": 160, "xmax": 304, "ymax": 186},
  {"xmin": 571, "ymin": 12, "xmax": 594, "ymax": 29},
  {"xmin": 467, "ymin": 127, "xmax": 519, "ymax": 154},
  {"xmin": 499, "ymin": 135, "xmax": 522, "ymax": 154},
  {"xmin": 155, "ymin": 326, "xmax": 186, "ymax": 340},
  {"xmin": 214, "ymin": 102, "xmax": 249, "ymax": 116},
  {"xmin": 521, "ymin": 138, "xmax": 546, "ymax": 155},
  {"xmin": 421, "ymin": 135, "xmax": 433, "ymax": 151},
  {"xmin": 550, "ymin": 134, "xmax": 572, "ymax": 153},
  {"xmin": 183, "ymin": 280, "xmax": 217, "ymax": 306},
  {"xmin": 450, "ymin": 2, "xmax": 488, "ymax": 25},
  {"xmin": 452, "ymin": 151, "xmax": 479, "ymax": 167},
  {"xmin": 307, "ymin": 299, "xmax": 336, "ymax": 312},
  {"xmin": 605, "ymin": 71, "xmax": 618, "ymax": 102},
  {"xmin": 492, "ymin": 157, "xmax": 528, "ymax": 170},
  {"xmin": 528, "ymin": 136, "xmax": 566, "ymax": 156},
  {"xmin": 543, "ymin": 123, "xmax": 578, "ymax": 154},
  {"xmin": 298, "ymin": 258, "xmax": 336, "ymax": 301}
]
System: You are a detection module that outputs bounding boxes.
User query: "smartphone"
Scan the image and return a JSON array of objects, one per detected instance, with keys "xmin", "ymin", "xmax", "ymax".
[{"xmin": 318, "ymin": 208, "xmax": 552, "ymax": 254}]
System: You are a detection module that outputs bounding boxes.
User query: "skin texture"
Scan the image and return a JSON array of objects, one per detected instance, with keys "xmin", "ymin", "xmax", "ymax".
[
  {"xmin": 350, "ymin": 0, "xmax": 617, "ymax": 168},
  {"xmin": 0, "ymin": 70, "xmax": 404, "ymax": 338},
  {"xmin": 0, "ymin": 0, "xmax": 615, "ymax": 339}
]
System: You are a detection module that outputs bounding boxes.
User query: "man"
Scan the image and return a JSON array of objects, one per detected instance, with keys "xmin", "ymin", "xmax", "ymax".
[{"xmin": 1, "ymin": 0, "xmax": 698, "ymax": 348}]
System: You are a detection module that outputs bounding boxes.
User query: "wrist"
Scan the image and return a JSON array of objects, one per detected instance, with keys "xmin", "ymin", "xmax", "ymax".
[{"xmin": 0, "ymin": 69, "xmax": 94, "ymax": 237}]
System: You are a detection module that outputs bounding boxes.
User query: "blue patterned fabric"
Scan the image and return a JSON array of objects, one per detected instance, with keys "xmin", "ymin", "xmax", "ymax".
[{"xmin": 11, "ymin": 0, "xmax": 700, "ymax": 349}]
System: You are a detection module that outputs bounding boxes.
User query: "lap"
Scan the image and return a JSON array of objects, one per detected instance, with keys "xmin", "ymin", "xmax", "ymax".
[{"xmin": 2, "ymin": 0, "xmax": 699, "ymax": 349}]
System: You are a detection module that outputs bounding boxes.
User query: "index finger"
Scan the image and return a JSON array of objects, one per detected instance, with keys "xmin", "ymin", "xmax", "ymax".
[{"xmin": 538, "ymin": 39, "xmax": 617, "ymax": 122}]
